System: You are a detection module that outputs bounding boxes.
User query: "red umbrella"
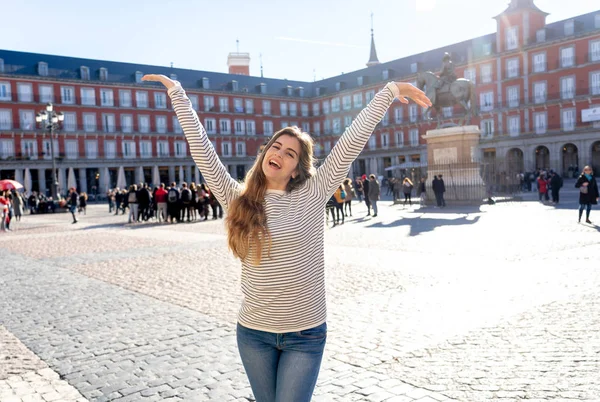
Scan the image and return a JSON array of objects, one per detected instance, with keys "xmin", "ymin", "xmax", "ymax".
[{"xmin": 0, "ymin": 179, "xmax": 24, "ymax": 191}]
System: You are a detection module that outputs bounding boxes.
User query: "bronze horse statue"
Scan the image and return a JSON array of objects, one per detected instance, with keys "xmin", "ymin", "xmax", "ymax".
[{"xmin": 416, "ymin": 71, "xmax": 477, "ymax": 128}]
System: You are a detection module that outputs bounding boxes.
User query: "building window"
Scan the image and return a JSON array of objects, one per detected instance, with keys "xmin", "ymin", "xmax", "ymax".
[
  {"xmin": 263, "ymin": 120, "xmax": 273, "ymax": 135},
  {"xmin": 189, "ymin": 95, "xmax": 199, "ymax": 110},
  {"xmin": 136, "ymin": 91, "xmax": 149, "ymax": 108},
  {"xmin": 507, "ymin": 86, "xmax": 519, "ymax": 108},
  {"xmin": 62, "ymin": 112, "xmax": 76, "ymax": 132},
  {"xmin": 463, "ymin": 68, "xmax": 476, "ymax": 84},
  {"xmin": 138, "ymin": 115, "xmax": 150, "ymax": 133},
  {"xmin": 104, "ymin": 140, "xmax": 116, "ymax": 159},
  {"xmin": 560, "ymin": 76, "xmax": 575, "ymax": 99},
  {"xmin": 333, "ymin": 118, "xmax": 341, "ymax": 134},
  {"xmin": 83, "ymin": 113, "xmax": 96, "ymax": 132},
  {"xmin": 204, "ymin": 96, "xmax": 215, "ymax": 112},
  {"xmin": 80, "ymin": 66, "xmax": 90, "ymax": 80},
  {"xmin": 80, "ymin": 88, "xmax": 95, "ymax": 106},
  {"xmin": 231, "ymin": 81, "xmax": 239, "ymax": 91},
  {"xmin": 245, "ymin": 99, "xmax": 254, "ymax": 114},
  {"xmin": 245, "ymin": 120, "xmax": 255, "ymax": 135},
  {"xmin": 382, "ymin": 111, "xmax": 389, "ymax": 126},
  {"xmin": 365, "ymin": 90, "xmax": 375, "ymax": 103},
  {"xmin": 409, "ymin": 104, "xmax": 418, "ymax": 123},
  {"xmin": 158, "ymin": 141, "xmax": 169, "ymax": 157},
  {"xmin": 505, "ymin": 26, "xmax": 518, "ymax": 51},
  {"xmin": 564, "ymin": 20, "xmax": 574, "ymax": 36},
  {"xmin": 353, "ymin": 93, "xmax": 363, "ymax": 109},
  {"xmin": 220, "ymin": 119, "xmax": 231, "ymax": 134},
  {"xmin": 61, "ymin": 86, "xmax": 74, "ymax": 104},
  {"xmin": 382, "ymin": 70, "xmax": 389, "ymax": 80},
  {"xmin": 222, "ymin": 142, "xmax": 231, "ymax": 157},
  {"xmin": 154, "ymin": 93, "xmax": 167, "ymax": 109},
  {"xmin": 219, "ymin": 97, "xmax": 229, "ymax": 113},
  {"xmin": 322, "ymin": 101, "xmax": 330, "ymax": 115},
  {"xmin": 562, "ymin": 109, "xmax": 576, "ymax": 131},
  {"xmin": 0, "ymin": 139, "xmax": 14, "ymax": 159},
  {"xmin": 331, "ymin": 98, "xmax": 341, "ymax": 112},
  {"xmin": 119, "ymin": 90, "xmax": 132, "ymax": 107},
  {"xmin": 289, "ymin": 102, "xmax": 297, "ymax": 116},
  {"xmin": 286, "ymin": 86, "xmax": 293, "ymax": 96},
  {"xmin": 39, "ymin": 85, "xmax": 53, "ymax": 103},
  {"xmin": 156, "ymin": 116, "xmax": 167, "ymax": 133},
  {"xmin": 259, "ymin": 83, "xmax": 267, "ymax": 94},
  {"xmin": 442, "ymin": 107, "xmax": 453, "ymax": 118},
  {"xmin": 121, "ymin": 114, "xmax": 133, "ymax": 133},
  {"xmin": 100, "ymin": 89, "xmax": 114, "ymax": 106},
  {"xmin": 506, "ymin": 58, "xmax": 519, "ymax": 78},
  {"xmin": 409, "ymin": 129, "xmax": 419, "ymax": 147},
  {"xmin": 335, "ymin": 82, "xmax": 341, "ymax": 92},
  {"xmin": 357, "ymin": 76, "xmax": 364, "ymax": 86},
  {"xmin": 17, "ymin": 83, "xmax": 33, "ymax": 102},
  {"xmin": 234, "ymin": 98, "xmax": 243, "ymax": 113},
  {"xmin": 313, "ymin": 122, "xmax": 321, "ymax": 135},
  {"xmin": 481, "ymin": 119, "xmax": 494, "ymax": 138},
  {"xmin": 41, "ymin": 139, "xmax": 58, "ymax": 160},
  {"xmin": 324, "ymin": 119, "xmax": 331, "ymax": 134},
  {"xmin": 302, "ymin": 122, "xmax": 310, "ymax": 132},
  {"xmin": 480, "ymin": 91, "xmax": 494, "ymax": 111},
  {"xmin": 596, "ymin": 14, "xmax": 600, "ymax": 29},
  {"xmin": 21, "ymin": 140, "xmax": 37, "ymax": 159},
  {"xmin": 0, "ymin": 59, "xmax": 4, "ymax": 74},
  {"xmin": 591, "ymin": 40, "xmax": 600, "ymax": 62},
  {"xmin": 312, "ymin": 102, "xmax": 319, "ymax": 116},
  {"xmin": 175, "ymin": 141, "xmax": 186, "ymax": 158},
  {"xmin": 234, "ymin": 119, "xmax": 245, "ymax": 135},
  {"xmin": 122, "ymin": 141, "xmax": 136, "ymax": 158},
  {"xmin": 533, "ymin": 81, "xmax": 547, "ymax": 104},
  {"xmin": 279, "ymin": 102, "xmax": 288, "ymax": 116},
  {"xmin": 535, "ymin": 29, "xmax": 546, "ymax": 43},
  {"xmin": 561, "ymin": 46, "xmax": 575, "ymax": 68},
  {"xmin": 102, "ymin": 114, "xmax": 116, "ymax": 133},
  {"xmin": 65, "ymin": 140, "xmax": 78, "ymax": 159},
  {"xmin": 99, "ymin": 67, "xmax": 108, "ymax": 81},
  {"xmin": 380, "ymin": 133, "xmax": 389, "ymax": 148},
  {"xmin": 343, "ymin": 115, "xmax": 352, "ymax": 128},
  {"xmin": 140, "ymin": 141, "xmax": 152, "ymax": 158},
  {"xmin": 19, "ymin": 110, "xmax": 34, "ymax": 131},
  {"xmin": 533, "ymin": 52, "xmax": 546, "ymax": 73},
  {"xmin": 483, "ymin": 42, "xmax": 492, "ymax": 55},
  {"xmin": 342, "ymin": 96, "xmax": 351, "ymax": 110},
  {"xmin": 85, "ymin": 140, "xmax": 98, "ymax": 159},
  {"xmin": 263, "ymin": 100, "xmax": 271, "ymax": 115},
  {"xmin": 534, "ymin": 112, "xmax": 547, "ymax": 134},
  {"xmin": 236, "ymin": 142, "xmax": 246, "ymax": 156},
  {"xmin": 410, "ymin": 62, "xmax": 419, "ymax": 73},
  {"xmin": 0, "ymin": 109, "xmax": 12, "ymax": 130},
  {"xmin": 395, "ymin": 131, "xmax": 404, "ymax": 147},
  {"xmin": 301, "ymin": 103, "xmax": 309, "ymax": 117},
  {"xmin": 508, "ymin": 115, "xmax": 520, "ymax": 137},
  {"xmin": 481, "ymin": 64, "xmax": 492, "ymax": 83},
  {"xmin": 0, "ymin": 82, "xmax": 11, "ymax": 101},
  {"xmin": 202, "ymin": 77, "xmax": 210, "ymax": 89},
  {"xmin": 204, "ymin": 118, "xmax": 216, "ymax": 134},
  {"xmin": 591, "ymin": 72, "xmax": 600, "ymax": 95},
  {"xmin": 173, "ymin": 116, "xmax": 182, "ymax": 133},
  {"xmin": 135, "ymin": 71, "xmax": 143, "ymax": 83}
]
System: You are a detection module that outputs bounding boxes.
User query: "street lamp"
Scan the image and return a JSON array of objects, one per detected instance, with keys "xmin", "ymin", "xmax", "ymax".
[{"xmin": 36, "ymin": 103, "xmax": 64, "ymax": 199}]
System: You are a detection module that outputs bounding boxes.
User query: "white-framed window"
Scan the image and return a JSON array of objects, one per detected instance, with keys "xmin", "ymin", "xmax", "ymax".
[
  {"xmin": 532, "ymin": 53, "xmax": 545, "ymax": 74},
  {"xmin": 154, "ymin": 92, "xmax": 167, "ymax": 109},
  {"xmin": 564, "ymin": 20, "xmax": 574, "ymax": 36},
  {"xmin": 189, "ymin": 95, "xmax": 199, "ymax": 110},
  {"xmin": 289, "ymin": 102, "xmax": 297, "ymax": 116},
  {"xmin": 219, "ymin": 97, "xmax": 229, "ymax": 112},
  {"xmin": 259, "ymin": 83, "xmax": 267, "ymax": 94},
  {"xmin": 310, "ymin": 121, "xmax": 319, "ymax": 135},
  {"xmin": 322, "ymin": 100, "xmax": 330, "ymax": 115},
  {"xmin": 382, "ymin": 69, "xmax": 389, "ymax": 80},
  {"xmin": 560, "ymin": 76, "xmax": 575, "ymax": 99},
  {"xmin": 158, "ymin": 141, "xmax": 169, "ymax": 157},
  {"xmin": 81, "ymin": 87, "xmax": 95, "ymax": 106},
  {"xmin": 39, "ymin": 85, "xmax": 54, "ymax": 103},
  {"xmin": 221, "ymin": 141, "xmax": 232, "ymax": 157},
  {"xmin": 480, "ymin": 91, "xmax": 494, "ymax": 111},
  {"xmin": 508, "ymin": 115, "xmax": 520, "ymax": 137},
  {"xmin": 596, "ymin": 14, "xmax": 600, "ymax": 29},
  {"xmin": 156, "ymin": 115, "xmax": 167, "ymax": 133},
  {"xmin": 104, "ymin": 140, "xmax": 116, "ymax": 159},
  {"xmin": 561, "ymin": 46, "xmax": 575, "ymax": 68},
  {"xmin": 234, "ymin": 119, "xmax": 245, "ymax": 135},
  {"xmin": 138, "ymin": 115, "xmax": 150, "ymax": 133},
  {"xmin": 202, "ymin": 77, "xmax": 210, "ymax": 89},
  {"xmin": 333, "ymin": 118, "xmax": 341, "ymax": 134},
  {"xmin": 204, "ymin": 118, "xmax": 216, "ymax": 134},
  {"xmin": 80, "ymin": 66, "xmax": 90, "ymax": 80},
  {"xmin": 394, "ymin": 107, "xmax": 403, "ymax": 123},
  {"xmin": 381, "ymin": 111, "xmax": 389, "ymax": 126},
  {"xmin": 236, "ymin": 142, "xmax": 246, "ymax": 156},
  {"xmin": 481, "ymin": 119, "xmax": 494, "ymax": 138},
  {"xmin": 352, "ymin": 93, "xmax": 363, "ymax": 109},
  {"xmin": 533, "ymin": 81, "xmax": 547, "ymax": 104},
  {"xmin": 135, "ymin": 71, "xmax": 143, "ymax": 83},
  {"xmin": 245, "ymin": 120, "xmax": 255, "ymax": 135},
  {"xmin": 122, "ymin": 141, "xmax": 136, "ymax": 158},
  {"xmin": 534, "ymin": 112, "xmax": 547, "ymax": 134},
  {"xmin": 0, "ymin": 139, "xmax": 15, "ymax": 158},
  {"xmin": 507, "ymin": 58, "xmax": 519, "ymax": 78},
  {"xmin": 17, "ymin": 83, "xmax": 33, "ymax": 102},
  {"xmin": 0, "ymin": 109, "xmax": 12, "ymax": 129},
  {"xmin": 331, "ymin": 98, "xmax": 341, "ymax": 112},
  {"xmin": 590, "ymin": 40, "xmax": 600, "ymax": 62},
  {"xmin": 483, "ymin": 42, "xmax": 492, "ymax": 55},
  {"xmin": 562, "ymin": 109, "xmax": 576, "ymax": 131},
  {"xmin": 443, "ymin": 107, "xmax": 453, "ymax": 118},
  {"xmin": 0, "ymin": 82, "xmax": 11, "ymax": 101},
  {"xmin": 312, "ymin": 102, "xmax": 320, "ymax": 116},
  {"xmin": 42, "ymin": 139, "xmax": 58, "ymax": 160},
  {"xmin": 102, "ymin": 113, "xmax": 116, "ymax": 133},
  {"xmin": 325, "ymin": 140, "xmax": 332, "ymax": 153},
  {"xmin": 204, "ymin": 96, "xmax": 215, "ymax": 112},
  {"xmin": 409, "ymin": 128, "xmax": 419, "ymax": 147},
  {"xmin": 173, "ymin": 116, "xmax": 182, "ymax": 133},
  {"xmin": 62, "ymin": 112, "xmax": 76, "ymax": 132},
  {"xmin": 99, "ymin": 67, "xmax": 108, "ymax": 81},
  {"xmin": 175, "ymin": 141, "xmax": 186, "ymax": 158},
  {"xmin": 234, "ymin": 98, "xmax": 243, "ymax": 113},
  {"xmin": 506, "ymin": 26, "xmax": 518, "ymax": 51},
  {"xmin": 344, "ymin": 115, "xmax": 352, "ymax": 128},
  {"xmin": 245, "ymin": 99, "xmax": 254, "ymax": 114},
  {"xmin": 536, "ymin": 29, "xmax": 546, "ymax": 43},
  {"xmin": 220, "ymin": 119, "xmax": 231, "ymax": 134},
  {"xmin": 281, "ymin": 121, "xmax": 289, "ymax": 129},
  {"xmin": 381, "ymin": 133, "xmax": 389, "ymax": 148},
  {"xmin": 323, "ymin": 119, "xmax": 331, "ymax": 133},
  {"xmin": 65, "ymin": 140, "xmax": 78, "ymax": 159},
  {"xmin": 409, "ymin": 104, "xmax": 418, "ymax": 123},
  {"xmin": 19, "ymin": 110, "xmax": 35, "ymax": 130},
  {"xmin": 61, "ymin": 86, "xmax": 74, "ymax": 104},
  {"xmin": 342, "ymin": 96, "xmax": 351, "ymax": 110},
  {"xmin": 463, "ymin": 68, "xmax": 476, "ymax": 84},
  {"xmin": 0, "ymin": 59, "xmax": 3, "ymax": 74},
  {"xmin": 301, "ymin": 103, "xmax": 309, "ymax": 117},
  {"xmin": 83, "ymin": 113, "xmax": 96, "ymax": 132},
  {"xmin": 263, "ymin": 120, "xmax": 273, "ymax": 135},
  {"xmin": 591, "ymin": 71, "xmax": 600, "ymax": 95},
  {"xmin": 121, "ymin": 114, "xmax": 133, "ymax": 133},
  {"xmin": 280, "ymin": 102, "xmax": 288, "ymax": 116},
  {"xmin": 357, "ymin": 76, "xmax": 364, "ymax": 86},
  {"xmin": 100, "ymin": 88, "xmax": 114, "ymax": 106},
  {"xmin": 368, "ymin": 136, "xmax": 376, "ymax": 149},
  {"xmin": 136, "ymin": 91, "xmax": 148, "ymax": 108},
  {"xmin": 21, "ymin": 139, "xmax": 37, "ymax": 159},
  {"xmin": 302, "ymin": 122, "xmax": 310, "ymax": 132},
  {"xmin": 289, "ymin": 121, "xmax": 298, "ymax": 128},
  {"xmin": 507, "ymin": 86, "xmax": 519, "ymax": 108},
  {"xmin": 263, "ymin": 100, "xmax": 272, "ymax": 115},
  {"xmin": 119, "ymin": 90, "xmax": 132, "ymax": 107},
  {"xmin": 481, "ymin": 64, "xmax": 492, "ymax": 83},
  {"xmin": 395, "ymin": 131, "xmax": 404, "ymax": 147},
  {"xmin": 140, "ymin": 141, "xmax": 152, "ymax": 158},
  {"xmin": 286, "ymin": 86, "xmax": 293, "ymax": 96}
]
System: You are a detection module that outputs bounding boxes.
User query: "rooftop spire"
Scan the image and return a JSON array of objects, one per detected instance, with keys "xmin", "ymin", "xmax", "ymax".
[
  {"xmin": 494, "ymin": 0, "xmax": 548, "ymax": 18},
  {"xmin": 366, "ymin": 12, "xmax": 380, "ymax": 67}
]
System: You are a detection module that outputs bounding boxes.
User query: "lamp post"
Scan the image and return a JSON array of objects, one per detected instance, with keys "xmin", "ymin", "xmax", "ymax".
[{"xmin": 36, "ymin": 103, "xmax": 64, "ymax": 199}]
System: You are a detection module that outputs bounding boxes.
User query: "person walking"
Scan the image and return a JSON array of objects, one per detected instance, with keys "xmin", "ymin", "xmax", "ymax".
[
  {"xmin": 167, "ymin": 183, "xmax": 180, "ymax": 223},
  {"xmin": 550, "ymin": 172, "xmax": 563, "ymax": 204},
  {"xmin": 144, "ymin": 73, "xmax": 430, "ymax": 402},
  {"xmin": 537, "ymin": 173, "xmax": 549, "ymax": 202},
  {"xmin": 362, "ymin": 174, "xmax": 371, "ymax": 216},
  {"xmin": 368, "ymin": 174, "xmax": 381, "ymax": 217},
  {"xmin": 333, "ymin": 185, "xmax": 345, "ymax": 225},
  {"xmin": 402, "ymin": 178, "xmax": 414, "ymax": 206},
  {"xmin": 11, "ymin": 191, "xmax": 24, "ymax": 222},
  {"xmin": 78, "ymin": 192, "xmax": 88, "ymax": 215},
  {"xmin": 354, "ymin": 176, "xmax": 364, "ymax": 203},
  {"xmin": 432, "ymin": 176, "xmax": 443, "ymax": 207},
  {"xmin": 418, "ymin": 178, "xmax": 427, "ymax": 207},
  {"xmin": 154, "ymin": 183, "xmax": 168, "ymax": 222},
  {"xmin": 575, "ymin": 166, "xmax": 599, "ymax": 224},
  {"xmin": 127, "ymin": 184, "xmax": 139, "ymax": 223},
  {"xmin": 342, "ymin": 178, "xmax": 354, "ymax": 217},
  {"xmin": 68, "ymin": 187, "xmax": 79, "ymax": 224}
]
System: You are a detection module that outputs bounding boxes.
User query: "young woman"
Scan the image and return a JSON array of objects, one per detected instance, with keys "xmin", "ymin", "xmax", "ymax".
[
  {"xmin": 343, "ymin": 178, "xmax": 354, "ymax": 217},
  {"xmin": 402, "ymin": 178, "xmax": 414, "ymax": 206},
  {"xmin": 575, "ymin": 166, "xmax": 599, "ymax": 224},
  {"xmin": 142, "ymin": 74, "xmax": 430, "ymax": 402},
  {"xmin": 333, "ymin": 185, "xmax": 345, "ymax": 225},
  {"xmin": 418, "ymin": 177, "xmax": 427, "ymax": 207}
]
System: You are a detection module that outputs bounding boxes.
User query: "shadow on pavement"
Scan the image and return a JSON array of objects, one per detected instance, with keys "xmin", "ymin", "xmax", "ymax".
[{"xmin": 365, "ymin": 212, "xmax": 483, "ymax": 236}]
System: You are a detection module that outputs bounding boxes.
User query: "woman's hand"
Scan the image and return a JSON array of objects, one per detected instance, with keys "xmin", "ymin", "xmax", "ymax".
[
  {"xmin": 141, "ymin": 74, "xmax": 180, "ymax": 89},
  {"xmin": 394, "ymin": 82, "xmax": 432, "ymax": 108}
]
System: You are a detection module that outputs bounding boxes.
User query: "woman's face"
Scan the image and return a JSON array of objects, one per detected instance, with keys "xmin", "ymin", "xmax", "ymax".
[
  {"xmin": 584, "ymin": 167, "xmax": 593, "ymax": 175},
  {"xmin": 261, "ymin": 134, "xmax": 301, "ymax": 184}
]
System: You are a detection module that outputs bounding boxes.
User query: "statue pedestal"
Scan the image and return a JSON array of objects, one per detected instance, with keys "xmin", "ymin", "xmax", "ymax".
[{"xmin": 423, "ymin": 126, "xmax": 486, "ymax": 203}]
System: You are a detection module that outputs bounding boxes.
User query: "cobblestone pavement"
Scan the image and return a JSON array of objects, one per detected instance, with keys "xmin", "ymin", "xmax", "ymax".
[{"xmin": 1, "ymin": 188, "xmax": 599, "ymax": 401}]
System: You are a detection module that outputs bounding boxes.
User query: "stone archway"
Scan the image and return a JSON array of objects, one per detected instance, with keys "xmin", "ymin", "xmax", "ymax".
[
  {"xmin": 506, "ymin": 148, "xmax": 524, "ymax": 173},
  {"xmin": 592, "ymin": 141, "xmax": 600, "ymax": 174},
  {"xmin": 535, "ymin": 146, "xmax": 550, "ymax": 170},
  {"xmin": 562, "ymin": 143, "xmax": 579, "ymax": 178}
]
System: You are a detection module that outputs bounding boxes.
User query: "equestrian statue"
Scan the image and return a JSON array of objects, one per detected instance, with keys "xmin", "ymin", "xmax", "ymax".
[{"xmin": 416, "ymin": 52, "xmax": 477, "ymax": 128}]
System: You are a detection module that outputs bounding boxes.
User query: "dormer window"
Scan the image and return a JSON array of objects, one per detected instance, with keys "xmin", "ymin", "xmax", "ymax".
[
  {"xmin": 505, "ymin": 26, "xmax": 518, "ymax": 51},
  {"xmin": 202, "ymin": 77, "xmax": 210, "ymax": 89},
  {"xmin": 297, "ymin": 87, "xmax": 304, "ymax": 97},
  {"xmin": 564, "ymin": 20, "xmax": 574, "ymax": 36},
  {"xmin": 170, "ymin": 73, "xmax": 177, "ymax": 80},
  {"xmin": 595, "ymin": 14, "xmax": 600, "ymax": 29},
  {"xmin": 259, "ymin": 83, "xmax": 267, "ymax": 94},
  {"xmin": 286, "ymin": 85, "xmax": 293, "ymax": 96},
  {"xmin": 135, "ymin": 71, "xmax": 143, "ymax": 83},
  {"xmin": 232, "ymin": 80, "xmax": 239, "ymax": 91},
  {"xmin": 80, "ymin": 66, "xmax": 90, "ymax": 80},
  {"xmin": 382, "ymin": 69, "xmax": 389, "ymax": 80},
  {"xmin": 0, "ymin": 58, "xmax": 4, "ymax": 73},
  {"xmin": 335, "ymin": 82, "xmax": 341, "ymax": 91},
  {"xmin": 99, "ymin": 67, "xmax": 108, "ymax": 81},
  {"xmin": 483, "ymin": 43, "xmax": 492, "ymax": 55},
  {"xmin": 410, "ymin": 63, "xmax": 418, "ymax": 73},
  {"xmin": 38, "ymin": 62, "xmax": 48, "ymax": 77},
  {"xmin": 357, "ymin": 76, "xmax": 363, "ymax": 86},
  {"xmin": 315, "ymin": 87, "xmax": 322, "ymax": 97},
  {"xmin": 536, "ymin": 29, "xmax": 546, "ymax": 43}
]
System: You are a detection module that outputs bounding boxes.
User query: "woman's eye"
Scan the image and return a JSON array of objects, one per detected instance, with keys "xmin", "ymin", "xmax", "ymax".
[{"xmin": 287, "ymin": 153, "xmax": 294, "ymax": 158}]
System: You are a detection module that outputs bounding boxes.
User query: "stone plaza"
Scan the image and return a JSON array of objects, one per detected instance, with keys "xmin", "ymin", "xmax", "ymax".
[{"xmin": 1, "ymin": 184, "xmax": 599, "ymax": 402}]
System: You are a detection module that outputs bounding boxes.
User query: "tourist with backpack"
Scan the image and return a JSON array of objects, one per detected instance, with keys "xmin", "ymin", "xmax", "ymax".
[
  {"xmin": 167, "ymin": 182, "xmax": 180, "ymax": 223},
  {"xmin": 127, "ymin": 185, "xmax": 138, "ymax": 223},
  {"xmin": 180, "ymin": 182, "xmax": 193, "ymax": 222},
  {"xmin": 550, "ymin": 172, "xmax": 563, "ymax": 204}
]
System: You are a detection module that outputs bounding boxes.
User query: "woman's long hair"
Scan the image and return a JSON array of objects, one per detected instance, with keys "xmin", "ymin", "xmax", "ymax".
[{"xmin": 226, "ymin": 127, "xmax": 316, "ymax": 265}]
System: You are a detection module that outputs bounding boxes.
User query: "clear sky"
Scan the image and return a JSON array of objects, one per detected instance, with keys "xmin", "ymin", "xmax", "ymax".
[{"xmin": 3, "ymin": 0, "xmax": 598, "ymax": 82}]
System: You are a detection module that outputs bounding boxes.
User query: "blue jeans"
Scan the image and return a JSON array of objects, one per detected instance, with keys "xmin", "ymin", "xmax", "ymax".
[
  {"xmin": 236, "ymin": 322, "xmax": 326, "ymax": 402},
  {"xmin": 370, "ymin": 199, "xmax": 378, "ymax": 215}
]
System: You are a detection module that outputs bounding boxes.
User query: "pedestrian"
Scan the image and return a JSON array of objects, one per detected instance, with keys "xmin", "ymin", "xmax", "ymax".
[
  {"xmin": 208, "ymin": 187, "xmax": 223, "ymax": 219},
  {"xmin": 11, "ymin": 191, "xmax": 24, "ymax": 221},
  {"xmin": 0, "ymin": 191, "xmax": 10, "ymax": 231},
  {"xmin": 78, "ymin": 192, "xmax": 88, "ymax": 215},
  {"xmin": 368, "ymin": 174, "xmax": 380, "ymax": 217},
  {"xmin": 550, "ymin": 172, "xmax": 563, "ymax": 204},
  {"xmin": 537, "ymin": 173, "xmax": 549, "ymax": 202},
  {"xmin": 144, "ymin": 73, "xmax": 430, "ymax": 402},
  {"xmin": 180, "ymin": 182, "xmax": 193, "ymax": 222},
  {"xmin": 108, "ymin": 189, "xmax": 114, "ymax": 213},
  {"xmin": 67, "ymin": 187, "xmax": 79, "ymax": 224},
  {"xmin": 432, "ymin": 176, "xmax": 442, "ymax": 207},
  {"xmin": 154, "ymin": 183, "xmax": 168, "ymax": 222},
  {"xmin": 418, "ymin": 177, "xmax": 427, "ymax": 207},
  {"xmin": 392, "ymin": 178, "xmax": 401, "ymax": 202},
  {"xmin": 167, "ymin": 182, "xmax": 180, "ymax": 223},
  {"xmin": 137, "ymin": 183, "xmax": 151, "ymax": 221},
  {"xmin": 114, "ymin": 188, "xmax": 122, "ymax": 215},
  {"xmin": 127, "ymin": 184, "xmax": 138, "ymax": 223},
  {"xmin": 333, "ymin": 185, "xmax": 345, "ymax": 224},
  {"xmin": 343, "ymin": 178, "xmax": 354, "ymax": 217},
  {"xmin": 438, "ymin": 174, "xmax": 446, "ymax": 207},
  {"xmin": 575, "ymin": 166, "xmax": 599, "ymax": 224},
  {"xmin": 402, "ymin": 178, "xmax": 414, "ymax": 206},
  {"xmin": 362, "ymin": 174, "xmax": 372, "ymax": 216},
  {"xmin": 354, "ymin": 176, "xmax": 364, "ymax": 202}
]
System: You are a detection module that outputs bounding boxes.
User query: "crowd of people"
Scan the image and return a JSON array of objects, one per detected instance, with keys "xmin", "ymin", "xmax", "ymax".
[
  {"xmin": 106, "ymin": 182, "xmax": 223, "ymax": 224},
  {"xmin": 0, "ymin": 190, "xmax": 25, "ymax": 231}
]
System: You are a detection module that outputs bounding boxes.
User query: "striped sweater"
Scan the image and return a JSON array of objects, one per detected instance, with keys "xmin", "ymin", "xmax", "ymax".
[{"xmin": 168, "ymin": 82, "xmax": 399, "ymax": 333}]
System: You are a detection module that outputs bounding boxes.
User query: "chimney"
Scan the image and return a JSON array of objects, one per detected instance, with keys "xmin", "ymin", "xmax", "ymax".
[{"xmin": 228, "ymin": 52, "xmax": 250, "ymax": 75}]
